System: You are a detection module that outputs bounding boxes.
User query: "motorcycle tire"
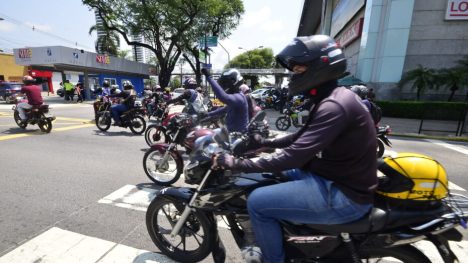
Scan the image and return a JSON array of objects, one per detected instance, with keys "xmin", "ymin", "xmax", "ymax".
[
  {"xmin": 275, "ymin": 116, "xmax": 291, "ymax": 131},
  {"xmin": 359, "ymin": 245, "xmax": 431, "ymax": 263},
  {"xmin": 145, "ymin": 125, "xmax": 170, "ymax": 146},
  {"xmin": 129, "ymin": 115, "xmax": 146, "ymax": 135},
  {"xmin": 13, "ymin": 111, "xmax": 27, "ymax": 129},
  {"xmin": 38, "ymin": 116, "xmax": 52, "ymax": 133},
  {"xmin": 377, "ymin": 138, "xmax": 385, "ymax": 158},
  {"xmin": 95, "ymin": 112, "xmax": 111, "ymax": 131},
  {"xmin": 143, "ymin": 148, "xmax": 183, "ymax": 186},
  {"xmin": 146, "ymin": 196, "xmax": 217, "ymax": 263}
]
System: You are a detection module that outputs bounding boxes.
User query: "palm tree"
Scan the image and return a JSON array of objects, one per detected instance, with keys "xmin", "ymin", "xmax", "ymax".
[
  {"xmin": 454, "ymin": 56, "xmax": 468, "ymax": 101},
  {"xmin": 436, "ymin": 68, "xmax": 466, "ymax": 101},
  {"xmin": 398, "ymin": 65, "xmax": 437, "ymax": 100},
  {"xmin": 89, "ymin": 24, "xmax": 120, "ymax": 56}
]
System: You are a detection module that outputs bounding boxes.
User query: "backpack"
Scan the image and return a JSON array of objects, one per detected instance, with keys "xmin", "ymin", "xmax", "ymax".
[{"xmin": 368, "ymin": 101, "xmax": 382, "ymax": 124}]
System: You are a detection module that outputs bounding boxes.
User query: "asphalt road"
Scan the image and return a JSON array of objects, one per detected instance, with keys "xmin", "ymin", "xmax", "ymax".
[{"xmin": 0, "ymin": 100, "xmax": 468, "ymax": 263}]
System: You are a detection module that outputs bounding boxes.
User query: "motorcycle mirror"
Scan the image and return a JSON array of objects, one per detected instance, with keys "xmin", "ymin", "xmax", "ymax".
[{"xmin": 213, "ymin": 127, "xmax": 230, "ymax": 149}]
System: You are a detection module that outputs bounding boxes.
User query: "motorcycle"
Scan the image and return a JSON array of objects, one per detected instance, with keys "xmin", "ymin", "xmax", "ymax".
[
  {"xmin": 275, "ymin": 102, "xmax": 309, "ymax": 131},
  {"xmin": 376, "ymin": 125, "xmax": 392, "ymax": 158},
  {"xmin": 146, "ymin": 112, "xmax": 468, "ymax": 263},
  {"xmin": 12, "ymin": 98, "xmax": 55, "ymax": 133},
  {"xmin": 95, "ymin": 98, "xmax": 147, "ymax": 135}
]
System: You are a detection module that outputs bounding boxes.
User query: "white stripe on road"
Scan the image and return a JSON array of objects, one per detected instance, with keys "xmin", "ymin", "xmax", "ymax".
[
  {"xmin": 98, "ymin": 185, "xmax": 158, "ymax": 212},
  {"xmin": 426, "ymin": 139, "xmax": 468, "ymax": 156},
  {"xmin": 449, "ymin": 182, "xmax": 466, "ymax": 191},
  {"xmin": 0, "ymin": 227, "xmax": 176, "ymax": 263}
]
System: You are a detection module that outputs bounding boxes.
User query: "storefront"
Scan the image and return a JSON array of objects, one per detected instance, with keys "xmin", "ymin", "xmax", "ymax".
[
  {"xmin": 298, "ymin": 0, "xmax": 468, "ymax": 100},
  {"xmin": 14, "ymin": 46, "xmax": 157, "ymax": 97}
]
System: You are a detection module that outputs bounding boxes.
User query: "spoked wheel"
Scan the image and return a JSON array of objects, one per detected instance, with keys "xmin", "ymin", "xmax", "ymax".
[
  {"xmin": 145, "ymin": 125, "xmax": 169, "ymax": 146},
  {"xmin": 96, "ymin": 112, "xmax": 111, "ymax": 131},
  {"xmin": 146, "ymin": 197, "xmax": 216, "ymax": 263},
  {"xmin": 377, "ymin": 139, "xmax": 385, "ymax": 158},
  {"xmin": 38, "ymin": 115, "xmax": 52, "ymax": 133},
  {"xmin": 143, "ymin": 148, "xmax": 182, "ymax": 186},
  {"xmin": 359, "ymin": 245, "xmax": 431, "ymax": 263},
  {"xmin": 129, "ymin": 116, "xmax": 146, "ymax": 135},
  {"xmin": 13, "ymin": 111, "xmax": 27, "ymax": 129},
  {"xmin": 275, "ymin": 116, "xmax": 291, "ymax": 131}
]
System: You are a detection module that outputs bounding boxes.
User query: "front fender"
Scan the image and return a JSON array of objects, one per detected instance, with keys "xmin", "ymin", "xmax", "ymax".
[
  {"xmin": 158, "ymin": 187, "xmax": 194, "ymax": 204},
  {"xmin": 150, "ymin": 143, "xmax": 171, "ymax": 152}
]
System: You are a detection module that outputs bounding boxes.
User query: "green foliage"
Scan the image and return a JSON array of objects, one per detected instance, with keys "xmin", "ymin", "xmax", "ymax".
[
  {"xmin": 226, "ymin": 47, "xmax": 275, "ymax": 88},
  {"xmin": 117, "ymin": 49, "xmax": 132, "ymax": 60},
  {"xmin": 398, "ymin": 65, "xmax": 437, "ymax": 100},
  {"xmin": 170, "ymin": 77, "xmax": 181, "ymax": 89},
  {"xmin": 89, "ymin": 24, "xmax": 120, "ymax": 56},
  {"xmin": 435, "ymin": 68, "xmax": 466, "ymax": 101},
  {"xmin": 376, "ymin": 101, "xmax": 467, "ymax": 120}
]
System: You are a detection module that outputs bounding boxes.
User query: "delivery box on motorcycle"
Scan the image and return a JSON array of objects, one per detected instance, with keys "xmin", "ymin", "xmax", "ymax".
[{"xmin": 376, "ymin": 152, "xmax": 449, "ymax": 210}]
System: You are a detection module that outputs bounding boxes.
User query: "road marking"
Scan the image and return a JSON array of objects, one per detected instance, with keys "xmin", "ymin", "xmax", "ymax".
[
  {"xmin": 0, "ymin": 124, "xmax": 94, "ymax": 141},
  {"xmin": 0, "ymin": 227, "xmax": 176, "ymax": 263},
  {"xmin": 449, "ymin": 182, "xmax": 466, "ymax": 191},
  {"xmin": 426, "ymin": 139, "xmax": 468, "ymax": 156},
  {"xmin": 98, "ymin": 185, "xmax": 158, "ymax": 212},
  {"xmin": 55, "ymin": 116, "xmax": 93, "ymax": 123}
]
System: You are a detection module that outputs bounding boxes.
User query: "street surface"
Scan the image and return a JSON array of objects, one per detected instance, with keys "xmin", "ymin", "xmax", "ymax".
[{"xmin": 0, "ymin": 100, "xmax": 468, "ymax": 262}]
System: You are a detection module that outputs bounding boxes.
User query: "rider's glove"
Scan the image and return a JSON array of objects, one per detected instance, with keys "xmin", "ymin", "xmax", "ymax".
[
  {"xmin": 215, "ymin": 153, "xmax": 237, "ymax": 170},
  {"xmin": 201, "ymin": 68, "xmax": 211, "ymax": 77}
]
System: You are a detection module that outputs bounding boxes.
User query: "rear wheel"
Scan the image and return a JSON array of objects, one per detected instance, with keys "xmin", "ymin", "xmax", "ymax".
[
  {"xmin": 38, "ymin": 115, "xmax": 52, "ymax": 133},
  {"xmin": 359, "ymin": 245, "xmax": 431, "ymax": 263},
  {"xmin": 13, "ymin": 111, "xmax": 27, "ymax": 129},
  {"xmin": 145, "ymin": 125, "xmax": 169, "ymax": 146},
  {"xmin": 143, "ymin": 148, "xmax": 182, "ymax": 186},
  {"xmin": 146, "ymin": 197, "xmax": 216, "ymax": 263},
  {"xmin": 275, "ymin": 116, "xmax": 290, "ymax": 131},
  {"xmin": 377, "ymin": 139, "xmax": 385, "ymax": 158},
  {"xmin": 96, "ymin": 112, "xmax": 111, "ymax": 131},
  {"xmin": 129, "ymin": 115, "xmax": 146, "ymax": 135}
]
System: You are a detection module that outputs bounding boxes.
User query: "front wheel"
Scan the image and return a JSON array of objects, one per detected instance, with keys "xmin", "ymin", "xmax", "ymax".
[
  {"xmin": 13, "ymin": 111, "xmax": 27, "ymax": 129},
  {"xmin": 143, "ymin": 148, "xmax": 183, "ymax": 186},
  {"xmin": 96, "ymin": 112, "xmax": 111, "ymax": 131},
  {"xmin": 275, "ymin": 116, "xmax": 291, "ymax": 131},
  {"xmin": 145, "ymin": 125, "xmax": 169, "ymax": 146},
  {"xmin": 129, "ymin": 115, "xmax": 146, "ymax": 135},
  {"xmin": 377, "ymin": 138, "xmax": 385, "ymax": 158},
  {"xmin": 359, "ymin": 245, "xmax": 431, "ymax": 263},
  {"xmin": 38, "ymin": 116, "xmax": 52, "ymax": 133},
  {"xmin": 146, "ymin": 197, "xmax": 216, "ymax": 263}
]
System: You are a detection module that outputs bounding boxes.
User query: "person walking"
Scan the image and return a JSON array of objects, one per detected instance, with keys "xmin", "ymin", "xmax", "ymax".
[
  {"xmin": 75, "ymin": 82, "xmax": 83, "ymax": 103},
  {"xmin": 63, "ymin": 80, "xmax": 74, "ymax": 102}
]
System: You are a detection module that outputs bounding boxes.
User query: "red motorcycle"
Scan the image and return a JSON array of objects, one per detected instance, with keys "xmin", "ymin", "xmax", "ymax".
[{"xmin": 12, "ymin": 98, "xmax": 55, "ymax": 133}]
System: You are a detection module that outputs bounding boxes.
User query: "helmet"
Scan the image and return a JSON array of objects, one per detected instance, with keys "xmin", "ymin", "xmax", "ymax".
[
  {"xmin": 102, "ymin": 80, "xmax": 110, "ymax": 88},
  {"xmin": 184, "ymin": 78, "xmax": 197, "ymax": 89},
  {"xmin": 122, "ymin": 81, "xmax": 133, "ymax": 90},
  {"xmin": 377, "ymin": 153, "xmax": 448, "ymax": 206},
  {"xmin": 350, "ymin": 85, "xmax": 369, "ymax": 99},
  {"xmin": 217, "ymin": 69, "xmax": 243, "ymax": 94},
  {"xmin": 276, "ymin": 35, "xmax": 346, "ymax": 96},
  {"xmin": 22, "ymin": 75, "xmax": 36, "ymax": 85},
  {"xmin": 165, "ymin": 87, "xmax": 171, "ymax": 93},
  {"xmin": 239, "ymin": 84, "xmax": 251, "ymax": 94}
]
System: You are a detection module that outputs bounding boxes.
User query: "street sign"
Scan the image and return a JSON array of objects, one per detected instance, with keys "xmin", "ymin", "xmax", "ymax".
[
  {"xmin": 198, "ymin": 36, "xmax": 218, "ymax": 48},
  {"xmin": 201, "ymin": 63, "xmax": 212, "ymax": 69}
]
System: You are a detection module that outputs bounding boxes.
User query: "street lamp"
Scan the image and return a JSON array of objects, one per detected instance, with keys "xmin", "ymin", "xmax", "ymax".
[{"xmin": 218, "ymin": 42, "xmax": 230, "ymax": 64}]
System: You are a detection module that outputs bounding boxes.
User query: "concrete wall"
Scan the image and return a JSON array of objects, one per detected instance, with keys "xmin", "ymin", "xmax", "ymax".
[{"xmin": 0, "ymin": 53, "xmax": 27, "ymax": 81}]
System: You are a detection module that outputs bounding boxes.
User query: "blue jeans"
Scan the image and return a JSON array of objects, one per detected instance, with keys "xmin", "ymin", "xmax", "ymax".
[
  {"xmin": 110, "ymin": 104, "xmax": 128, "ymax": 124},
  {"xmin": 247, "ymin": 169, "xmax": 372, "ymax": 263}
]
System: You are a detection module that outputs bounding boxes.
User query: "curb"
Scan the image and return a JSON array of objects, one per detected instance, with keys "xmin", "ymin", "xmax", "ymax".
[{"xmin": 389, "ymin": 133, "xmax": 468, "ymax": 143}]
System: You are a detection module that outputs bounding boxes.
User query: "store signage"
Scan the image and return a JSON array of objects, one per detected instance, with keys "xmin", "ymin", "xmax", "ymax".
[
  {"xmin": 18, "ymin": 48, "xmax": 32, "ymax": 59},
  {"xmin": 335, "ymin": 18, "xmax": 363, "ymax": 47},
  {"xmin": 446, "ymin": 0, "xmax": 468, "ymax": 20},
  {"xmin": 96, "ymin": 54, "xmax": 110, "ymax": 64}
]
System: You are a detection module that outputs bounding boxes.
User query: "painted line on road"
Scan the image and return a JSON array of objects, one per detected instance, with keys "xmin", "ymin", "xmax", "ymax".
[
  {"xmin": 0, "ymin": 227, "xmax": 176, "ymax": 263},
  {"xmin": 55, "ymin": 116, "xmax": 93, "ymax": 123},
  {"xmin": 98, "ymin": 185, "xmax": 158, "ymax": 212},
  {"xmin": 449, "ymin": 182, "xmax": 466, "ymax": 191},
  {"xmin": 426, "ymin": 139, "xmax": 468, "ymax": 156},
  {"xmin": 0, "ymin": 124, "xmax": 94, "ymax": 141}
]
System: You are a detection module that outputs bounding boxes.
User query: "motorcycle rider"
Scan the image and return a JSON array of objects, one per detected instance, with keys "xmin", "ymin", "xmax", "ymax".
[
  {"xmin": 165, "ymin": 81, "xmax": 206, "ymax": 115},
  {"xmin": 214, "ymin": 35, "xmax": 377, "ymax": 263},
  {"xmin": 109, "ymin": 81, "xmax": 136, "ymax": 126},
  {"xmin": 18, "ymin": 75, "xmax": 44, "ymax": 122},
  {"xmin": 201, "ymin": 68, "xmax": 249, "ymax": 133}
]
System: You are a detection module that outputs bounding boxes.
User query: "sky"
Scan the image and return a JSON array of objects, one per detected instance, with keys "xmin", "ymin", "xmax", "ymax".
[{"xmin": 0, "ymin": 0, "xmax": 304, "ymax": 71}]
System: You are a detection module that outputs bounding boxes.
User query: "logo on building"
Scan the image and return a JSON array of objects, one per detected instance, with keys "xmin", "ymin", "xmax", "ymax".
[
  {"xmin": 73, "ymin": 52, "xmax": 79, "ymax": 59},
  {"xmin": 18, "ymin": 48, "xmax": 32, "ymax": 59},
  {"xmin": 96, "ymin": 54, "xmax": 110, "ymax": 64},
  {"xmin": 446, "ymin": 0, "xmax": 468, "ymax": 20},
  {"xmin": 47, "ymin": 48, "xmax": 52, "ymax": 56}
]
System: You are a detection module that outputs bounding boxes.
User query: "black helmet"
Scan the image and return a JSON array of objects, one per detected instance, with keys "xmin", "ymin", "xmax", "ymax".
[
  {"xmin": 122, "ymin": 80, "xmax": 134, "ymax": 90},
  {"xmin": 217, "ymin": 69, "xmax": 243, "ymax": 94},
  {"xmin": 276, "ymin": 35, "xmax": 346, "ymax": 96},
  {"xmin": 350, "ymin": 85, "xmax": 369, "ymax": 99},
  {"xmin": 102, "ymin": 80, "xmax": 110, "ymax": 88}
]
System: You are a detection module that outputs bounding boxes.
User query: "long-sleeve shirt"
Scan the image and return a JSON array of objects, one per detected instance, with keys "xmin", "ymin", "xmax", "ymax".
[
  {"xmin": 21, "ymin": 85, "xmax": 43, "ymax": 105},
  {"xmin": 206, "ymin": 76, "xmax": 248, "ymax": 133},
  {"xmin": 233, "ymin": 87, "xmax": 378, "ymax": 204}
]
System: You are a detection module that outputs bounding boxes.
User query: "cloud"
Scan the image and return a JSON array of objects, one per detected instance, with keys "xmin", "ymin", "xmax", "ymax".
[
  {"xmin": 25, "ymin": 22, "xmax": 52, "ymax": 32},
  {"xmin": 0, "ymin": 21, "xmax": 16, "ymax": 32},
  {"xmin": 241, "ymin": 6, "xmax": 271, "ymax": 28}
]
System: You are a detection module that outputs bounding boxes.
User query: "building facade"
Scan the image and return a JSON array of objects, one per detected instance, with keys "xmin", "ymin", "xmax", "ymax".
[
  {"xmin": 0, "ymin": 53, "xmax": 27, "ymax": 82},
  {"xmin": 298, "ymin": 0, "xmax": 468, "ymax": 101}
]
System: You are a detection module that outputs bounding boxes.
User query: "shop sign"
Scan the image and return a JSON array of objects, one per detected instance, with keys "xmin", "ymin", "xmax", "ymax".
[
  {"xmin": 18, "ymin": 48, "xmax": 32, "ymax": 59},
  {"xmin": 446, "ymin": 0, "xmax": 468, "ymax": 20},
  {"xmin": 96, "ymin": 54, "xmax": 110, "ymax": 64},
  {"xmin": 335, "ymin": 18, "xmax": 363, "ymax": 47}
]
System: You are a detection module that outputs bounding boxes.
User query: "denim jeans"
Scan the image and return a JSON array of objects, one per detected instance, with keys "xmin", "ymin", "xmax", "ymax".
[
  {"xmin": 110, "ymin": 104, "xmax": 128, "ymax": 123},
  {"xmin": 247, "ymin": 169, "xmax": 372, "ymax": 263}
]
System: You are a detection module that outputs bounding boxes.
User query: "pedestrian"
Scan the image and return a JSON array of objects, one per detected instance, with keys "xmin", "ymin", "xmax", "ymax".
[
  {"xmin": 63, "ymin": 80, "xmax": 74, "ymax": 102},
  {"xmin": 75, "ymin": 82, "xmax": 83, "ymax": 103}
]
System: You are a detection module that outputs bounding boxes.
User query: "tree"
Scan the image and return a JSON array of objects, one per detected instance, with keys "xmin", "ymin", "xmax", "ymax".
[
  {"xmin": 117, "ymin": 49, "xmax": 132, "ymax": 60},
  {"xmin": 88, "ymin": 24, "xmax": 120, "ymax": 56},
  {"xmin": 398, "ymin": 65, "xmax": 437, "ymax": 100},
  {"xmin": 227, "ymin": 48, "xmax": 275, "ymax": 88},
  {"xmin": 82, "ymin": 0, "xmax": 243, "ymax": 88},
  {"xmin": 436, "ymin": 68, "xmax": 466, "ymax": 101}
]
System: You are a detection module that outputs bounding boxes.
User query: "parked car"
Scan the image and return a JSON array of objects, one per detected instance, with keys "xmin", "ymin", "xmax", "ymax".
[
  {"xmin": 0, "ymin": 81, "xmax": 24, "ymax": 104},
  {"xmin": 250, "ymin": 88, "xmax": 269, "ymax": 100},
  {"xmin": 172, "ymin": 88, "xmax": 185, "ymax": 99},
  {"xmin": 56, "ymin": 87, "xmax": 64, "ymax": 97}
]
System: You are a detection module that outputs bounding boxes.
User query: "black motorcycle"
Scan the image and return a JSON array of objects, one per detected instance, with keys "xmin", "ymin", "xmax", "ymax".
[
  {"xmin": 376, "ymin": 125, "xmax": 392, "ymax": 158},
  {"xmin": 13, "ymin": 102, "xmax": 55, "ymax": 133},
  {"xmin": 146, "ymin": 113, "xmax": 468, "ymax": 263},
  {"xmin": 95, "ymin": 102, "xmax": 146, "ymax": 135}
]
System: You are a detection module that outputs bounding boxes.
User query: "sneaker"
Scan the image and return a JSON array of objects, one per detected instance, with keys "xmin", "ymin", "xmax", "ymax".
[
  {"xmin": 113, "ymin": 121, "xmax": 122, "ymax": 126},
  {"xmin": 241, "ymin": 246, "xmax": 263, "ymax": 263}
]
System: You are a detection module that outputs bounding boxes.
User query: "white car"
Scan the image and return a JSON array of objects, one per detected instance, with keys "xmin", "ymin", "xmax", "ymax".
[
  {"xmin": 172, "ymin": 88, "xmax": 185, "ymax": 99},
  {"xmin": 251, "ymin": 88, "xmax": 269, "ymax": 100}
]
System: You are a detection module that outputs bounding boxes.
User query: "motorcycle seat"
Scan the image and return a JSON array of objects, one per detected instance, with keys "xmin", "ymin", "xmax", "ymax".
[
  {"xmin": 32, "ymin": 104, "xmax": 49, "ymax": 110},
  {"xmin": 303, "ymin": 208, "xmax": 388, "ymax": 234}
]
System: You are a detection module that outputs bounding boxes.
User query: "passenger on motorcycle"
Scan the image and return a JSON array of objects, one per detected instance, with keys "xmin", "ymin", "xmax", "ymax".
[
  {"xmin": 17, "ymin": 75, "xmax": 43, "ymax": 121},
  {"xmin": 165, "ymin": 82, "xmax": 206, "ymax": 115},
  {"xmin": 201, "ymin": 68, "xmax": 249, "ymax": 133},
  {"xmin": 215, "ymin": 35, "xmax": 378, "ymax": 263},
  {"xmin": 240, "ymin": 84, "xmax": 261, "ymax": 121},
  {"xmin": 109, "ymin": 81, "xmax": 136, "ymax": 126}
]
